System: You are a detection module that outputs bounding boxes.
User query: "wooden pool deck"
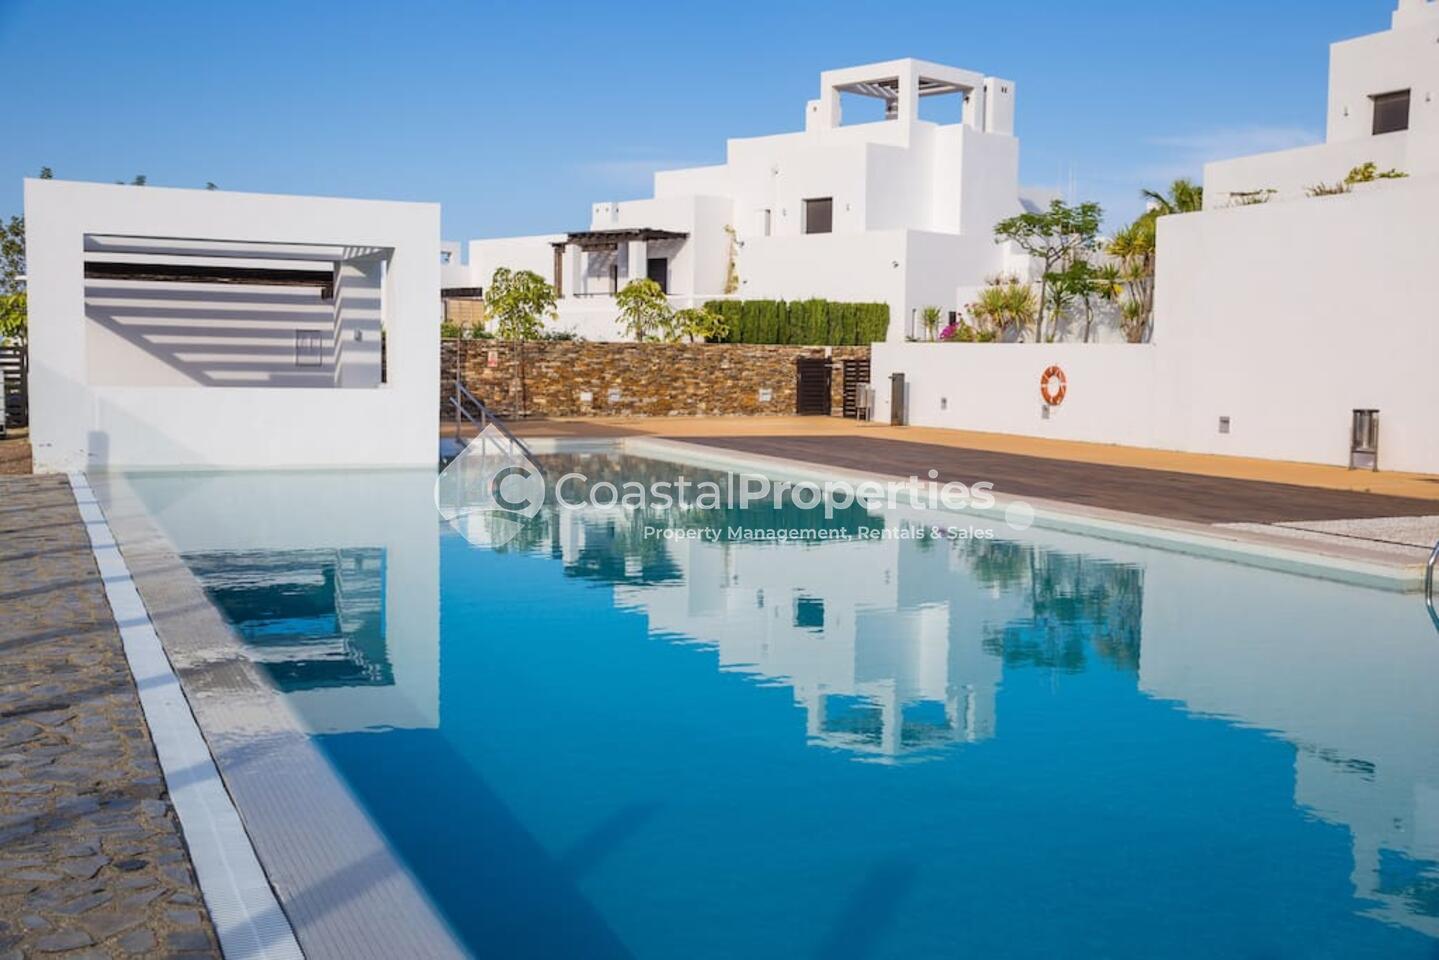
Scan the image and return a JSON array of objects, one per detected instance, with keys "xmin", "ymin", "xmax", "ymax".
[
  {"xmin": 494, "ymin": 415, "xmax": 1439, "ymax": 503},
  {"xmin": 481, "ymin": 416, "xmax": 1439, "ymax": 566}
]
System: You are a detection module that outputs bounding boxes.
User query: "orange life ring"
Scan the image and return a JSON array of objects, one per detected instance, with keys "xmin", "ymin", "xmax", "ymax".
[{"xmin": 1040, "ymin": 365, "xmax": 1067, "ymax": 406}]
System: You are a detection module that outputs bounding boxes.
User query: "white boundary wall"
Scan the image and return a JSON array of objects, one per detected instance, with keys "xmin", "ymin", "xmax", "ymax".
[
  {"xmin": 870, "ymin": 343, "xmax": 1160, "ymax": 448},
  {"xmin": 25, "ymin": 180, "xmax": 440, "ymax": 471},
  {"xmin": 873, "ymin": 175, "xmax": 1439, "ymax": 473}
]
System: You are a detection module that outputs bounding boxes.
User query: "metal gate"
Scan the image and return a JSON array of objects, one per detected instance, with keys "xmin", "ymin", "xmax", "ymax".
[
  {"xmin": 795, "ymin": 357, "xmax": 832, "ymax": 416},
  {"xmin": 841, "ymin": 357, "xmax": 872, "ymax": 418},
  {"xmin": 0, "ymin": 344, "xmax": 26, "ymax": 429}
]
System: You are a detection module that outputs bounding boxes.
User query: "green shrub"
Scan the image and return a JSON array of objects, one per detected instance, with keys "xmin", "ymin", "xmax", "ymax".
[{"xmin": 702, "ymin": 299, "xmax": 889, "ymax": 344}]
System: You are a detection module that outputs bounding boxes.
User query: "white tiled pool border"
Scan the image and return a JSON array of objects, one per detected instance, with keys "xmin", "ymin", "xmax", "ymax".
[
  {"xmin": 83, "ymin": 472, "xmax": 468, "ymax": 960},
  {"xmin": 69, "ymin": 472, "xmax": 305, "ymax": 960}
]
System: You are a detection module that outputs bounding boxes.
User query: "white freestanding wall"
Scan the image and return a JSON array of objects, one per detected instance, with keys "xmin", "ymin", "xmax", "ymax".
[{"xmin": 25, "ymin": 179, "xmax": 441, "ymax": 471}]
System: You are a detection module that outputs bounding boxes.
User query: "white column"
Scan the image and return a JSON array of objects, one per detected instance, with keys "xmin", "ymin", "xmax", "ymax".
[
  {"xmin": 805, "ymin": 691, "xmax": 826, "ymax": 737},
  {"xmin": 568, "ymin": 245, "xmax": 584, "ymax": 297},
  {"xmin": 897, "ymin": 63, "xmax": 920, "ymax": 124},
  {"xmin": 628, "ymin": 239, "xmax": 648, "ymax": 285},
  {"xmin": 879, "ymin": 682, "xmax": 901, "ymax": 756},
  {"xmin": 962, "ymin": 84, "xmax": 982, "ymax": 129},
  {"xmin": 332, "ymin": 256, "xmax": 384, "ymax": 389},
  {"xmin": 817, "ymin": 85, "xmax": 842, "ymax": 129}
]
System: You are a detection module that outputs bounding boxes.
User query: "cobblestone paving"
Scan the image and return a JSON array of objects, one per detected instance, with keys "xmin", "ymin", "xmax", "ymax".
[{"xmin": 0, "ymin": 475, "xmax": 221, "ymax": 959}]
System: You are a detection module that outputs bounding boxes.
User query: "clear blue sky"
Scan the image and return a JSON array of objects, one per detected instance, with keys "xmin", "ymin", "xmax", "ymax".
[{"xmin": 0, "ymin": 0, "xmax": 1395, "ymax": 239}]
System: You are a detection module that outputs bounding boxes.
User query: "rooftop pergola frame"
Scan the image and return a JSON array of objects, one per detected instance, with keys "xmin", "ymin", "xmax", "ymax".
[
  {"xmin": 813, "ymin": 58, "xmax": 1001, "ymax": 131},
  {"xmin": 834, "ymin": 74, "xmax": 975, "ymax": 120},
  {"xmin": 552, "ymin": 227, "xmax": 689, "ymax": 251},
  {"xmin": 549, "ymin": 227, "xmax": 689, "ymax": 298}
]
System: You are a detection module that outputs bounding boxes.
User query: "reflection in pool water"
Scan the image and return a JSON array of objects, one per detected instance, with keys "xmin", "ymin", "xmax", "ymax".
[
  {"xmin": 131, "ymin": 454, "xmax": 1439, "ymax": 959},
  {"xmin": 187, "ymin": 547, "xmax": 391, "ymax": 691}
]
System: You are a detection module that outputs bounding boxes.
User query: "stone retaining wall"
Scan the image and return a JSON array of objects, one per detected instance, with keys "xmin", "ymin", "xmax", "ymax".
[{"xmin": 440, "ymin": 340, "xmax": 870, "ymax": 418}]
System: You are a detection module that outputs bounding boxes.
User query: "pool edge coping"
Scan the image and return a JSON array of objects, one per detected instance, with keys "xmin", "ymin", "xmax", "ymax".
[
  {"xmin": 68, "ymin": 471, "xmax": 306, "ymax": 960},
  {"xmin": 82, "ymin": 471, "xmax": 469, "ymax": 960},
  {"xmin": 600, "ymin": 437, "xmax": 1429, "ymax": 592}
]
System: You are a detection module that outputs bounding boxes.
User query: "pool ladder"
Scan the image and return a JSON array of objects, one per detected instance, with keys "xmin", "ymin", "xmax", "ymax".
[
  {"xmin": 450, "ymin": 380, "xmax": 538, "ymax": 465},
  {"xmin": 1427, "ymin": 538, "xmax": 1439, "ymax": 632}
]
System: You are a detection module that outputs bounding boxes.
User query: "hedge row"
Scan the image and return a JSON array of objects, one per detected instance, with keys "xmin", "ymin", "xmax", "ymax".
[{"xmin": 702, "ymin": 299, "xmax": 889, "ymax": 345}]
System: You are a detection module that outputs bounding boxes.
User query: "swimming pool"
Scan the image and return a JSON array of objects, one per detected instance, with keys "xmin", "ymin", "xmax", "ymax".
[{"xmin": 118, "ymin": 450, "xmax": 1439, "ymax": 959}]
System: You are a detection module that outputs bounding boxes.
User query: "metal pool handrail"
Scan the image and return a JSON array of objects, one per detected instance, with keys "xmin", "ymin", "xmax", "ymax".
[
  {"xmin": 1427, "ymin": 538, "xmax": 1439, "ymax": 632},
  {"xmin": 451, "ymin": 380, "xmax": 539, "ymax": 465}
]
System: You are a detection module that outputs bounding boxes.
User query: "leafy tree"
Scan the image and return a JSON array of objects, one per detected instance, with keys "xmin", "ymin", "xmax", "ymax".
[
  {"xmin": 0, "ymin": 215, "xmax": 25, "ymax": 343},
  {"xmin": 994, "ymin": 199, "xmax": 1102, "ymax": 341},
  {"xmin": 1051, "ymin": 261, "xmax": 1123, "ymax": 343},
  {"xmin": 1, "ymin": 169, "xmax": 53, "ymax": 342},
  {"xmin": 674, "ymin": 306, "xmax": 728, "ymax": 343},
  {"xmin": 485, "ymin": 267, "xmax": 557, "ymax": 417},
  {"xmin": 615, "ymin": 278, "xmax": 672, "ymax": 342},
  {"xmin": 486, "ymin": 267, "xmax": 556, "ymax": 340}
]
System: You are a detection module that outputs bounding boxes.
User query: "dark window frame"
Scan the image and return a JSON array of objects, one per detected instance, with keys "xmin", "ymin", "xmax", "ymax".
[
  {"xmin": 803, "ymin": 197, "xmax": 834, "ymax": 235},
  {"xmin": 1371, "ymin": 89, "xmax": 1411, "ymax": 135}
]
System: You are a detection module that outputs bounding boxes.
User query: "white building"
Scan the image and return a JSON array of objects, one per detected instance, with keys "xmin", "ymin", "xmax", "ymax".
[
  {"xmin": 872, "ymin": 1, "xmax": 1439, "ymax": 474},
  {"xmin": 534, "ymin": 503, "xmax": 1014, "ymax": 763},
  {"xmin": 1205, "ymin": 0, "xmax": 1439, "ymax": 206},
  {"xmin": 24, "ymin": 179, "xmax": 440, "ymax": 471},
  {"xmin": 457, "ymin": 59, "xmax": 1035, "ymax": 342}
]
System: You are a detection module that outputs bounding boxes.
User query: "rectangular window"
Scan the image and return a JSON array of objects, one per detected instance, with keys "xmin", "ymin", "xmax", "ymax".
[
  {"xmin": 762, "ymin": 208, "xmax": 772, "ymax": 236},
  {"xmin": 1372, "ymin": 89, "xmax": 1410, "ymax": 135},
  {"xmin": 803, "ymin": 197, "xmax": 833, "ymax": 235},
  {"xmin": 794, "ymin": 596, "xmax": 824, "ymax": 629}
]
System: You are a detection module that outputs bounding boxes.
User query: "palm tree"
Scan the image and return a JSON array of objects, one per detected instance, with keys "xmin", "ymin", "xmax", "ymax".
[
  {"xmin": 1087, "ymin": 263, "xmax": 1123, "ymax": 343},
  {"xmin": 920, "ymin": 305, "xmax": 943, "ymax": 341},
  {"xmin": 1106, "ymin": 217, "xmax": 1157, "ymax": 343},
  {"xmin": 1141, "ymin": 178, "xmax": 1204, "ymax": 216}
]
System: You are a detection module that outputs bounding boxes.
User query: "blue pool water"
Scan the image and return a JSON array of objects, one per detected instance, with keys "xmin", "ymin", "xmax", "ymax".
[{"xmin": 132, "ymin": 456, "xmax": 1439, "ymax": 958}]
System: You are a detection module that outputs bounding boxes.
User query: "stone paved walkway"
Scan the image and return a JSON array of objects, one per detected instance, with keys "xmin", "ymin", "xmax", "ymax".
[{"xmin": 0, "ymin": 475, "xmax": 221, "ymax": 959}]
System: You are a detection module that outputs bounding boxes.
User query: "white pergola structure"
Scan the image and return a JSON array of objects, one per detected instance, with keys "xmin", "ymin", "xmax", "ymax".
[
  {"xmin": 809, "ymin": 58, "xmax": 1015, "ymax": 134},
  {"xmin": 549, "ymin": 227, "xmax": 689, "ymax": 299},
  {"xmin": 25, "ymin": 179, "xmax": 440, "ymax": 471}
]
